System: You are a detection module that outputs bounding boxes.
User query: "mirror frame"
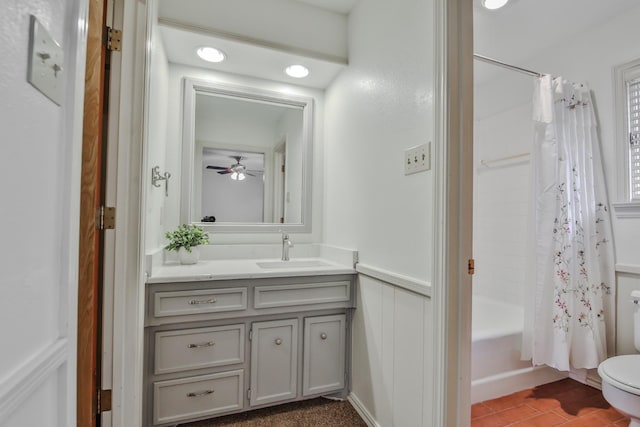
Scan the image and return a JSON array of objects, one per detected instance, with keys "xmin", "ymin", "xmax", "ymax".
[{"xmin": 181, "ymin": 78, "xmax": 314, "ymax": 233}]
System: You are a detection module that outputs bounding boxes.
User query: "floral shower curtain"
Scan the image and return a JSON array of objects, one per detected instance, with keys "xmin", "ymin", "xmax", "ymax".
[{"xmin": 522, "ymin": 75, "xmax": 615, "ymax": 371}]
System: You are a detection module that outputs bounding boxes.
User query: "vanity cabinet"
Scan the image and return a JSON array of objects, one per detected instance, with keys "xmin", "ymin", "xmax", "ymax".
[
  {"xmin": 144, "ymin": 274, "xmax": 354, "ymax": 426},
  {"xmin": 249, "ymin": 318, "xmax": 299, "ymax": 406}
]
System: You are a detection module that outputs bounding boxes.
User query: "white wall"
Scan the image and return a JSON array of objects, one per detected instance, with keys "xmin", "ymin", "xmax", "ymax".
[
  {"xmin": 201, "ymin": 167, "xmax": 264, "ymax": 222},
  {"xmin": 0, "ymin": 0, "xmax": 86, "ymax": 424},
  {"xmin": 323, "ymin": 0, "xmax": 436, "ymax": 424},
  {"xmin": 473, "ymin": 70, "xmax": 533, "ymax": 306},
  {"xmin": 324, "ymin": 1, "xmax": 434, "ymax": 280},
  {"xmin": 475, "ymin": 4, "xmax": 640, "ymax": 355},
  {"xmin": 145, "ymin": 1, "xmax": 171, "ymax": 251}
]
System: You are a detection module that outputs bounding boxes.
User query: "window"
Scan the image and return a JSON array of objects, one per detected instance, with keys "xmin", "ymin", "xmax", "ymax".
[
  {"xmin": 613, "ymin": 58, "xmax": 640, "ymax": 217},
  {"xmin": 626, "ymin": 79, "xmax": 640, "ymax": 200}
]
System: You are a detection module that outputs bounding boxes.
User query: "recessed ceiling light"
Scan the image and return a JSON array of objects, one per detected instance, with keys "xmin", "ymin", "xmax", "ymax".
[
  {"xmin": 285, "ymin": 65, "xmax": 309, "ymax": 78},
  {"xmin": 482, "ymin": 0, "xmax": 509, "ymax": 9},
  {"xmin": 196, "ymin": 47, "xmax": 226, "ymax": 63}
]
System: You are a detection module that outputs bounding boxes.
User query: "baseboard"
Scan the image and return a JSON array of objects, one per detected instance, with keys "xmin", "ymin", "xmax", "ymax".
[{"xmin": 347, "ymin": 392, "xmax": 380, "ymax": 427}]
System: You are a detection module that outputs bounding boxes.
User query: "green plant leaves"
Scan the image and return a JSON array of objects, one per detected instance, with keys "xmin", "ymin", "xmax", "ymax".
[{"xmin": 165, "ymin": 224, "xmax": 210, "ymax": 252}]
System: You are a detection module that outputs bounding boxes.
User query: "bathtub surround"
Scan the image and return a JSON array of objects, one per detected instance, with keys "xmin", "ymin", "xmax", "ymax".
[
  {"xmin": 527, "ymin": 77, "xmax": 615, "ymax": 372},
  {"xmin": 471, "ymin": 297, "xmax": 567, "ymax": 403}
]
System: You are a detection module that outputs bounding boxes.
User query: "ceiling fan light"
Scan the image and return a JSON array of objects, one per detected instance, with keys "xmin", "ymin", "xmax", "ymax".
[
  {"xmin": 230, "ymin": 172, "xmax": 238, "ymax": 180},
  {"xmin": 481, "ymin": 0, "xmax": 509, "ymax": 9},
  {"xmin": 196, "ymin": 46, "xmax": 226, "ymax": 63},
  {"xmin": 237, "ymin": 173, "xmax": 246, "ymax": 181}
]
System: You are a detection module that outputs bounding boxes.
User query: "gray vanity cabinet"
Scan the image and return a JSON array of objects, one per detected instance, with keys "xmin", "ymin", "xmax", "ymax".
[
  {"xmin": 249, "ymin": 318, "xmax": 299, "ymax": 406},
  {"xmin": 144, "ymin": 274, "xmax": 355, "ymax": 426},
  {"xmin": 303, "ymin": 314, "xmax": 346, "ymax": 396}
]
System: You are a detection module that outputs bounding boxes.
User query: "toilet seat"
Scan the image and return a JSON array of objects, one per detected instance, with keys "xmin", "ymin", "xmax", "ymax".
[{"xmin": 598, "ymin": 355, "xmax": 640, "ymax": 396}]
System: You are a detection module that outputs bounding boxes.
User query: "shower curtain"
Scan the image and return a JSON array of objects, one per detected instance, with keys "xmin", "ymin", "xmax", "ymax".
[{"xmin": 522, "ymin": 75, "xmax": 615, "ymax": 371}]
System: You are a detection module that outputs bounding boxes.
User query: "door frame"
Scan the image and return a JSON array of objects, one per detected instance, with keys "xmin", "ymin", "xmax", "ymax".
[
  {"xmin": 96, "ymin": 0, "xmax": 149, "ymax": 425},
  {"xmin": 431, "ymin": 0, "xmax": 474, "ymax": 425}
]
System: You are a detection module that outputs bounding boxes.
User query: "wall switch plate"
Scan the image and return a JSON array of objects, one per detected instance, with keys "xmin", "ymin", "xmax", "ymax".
[
  {"xmin": 404, "ymin": 142, "xmax": 431, "ymax": 175},
  {"xmin": 27, "ymin": 15, "xmax": 64, "ymax": 105}
]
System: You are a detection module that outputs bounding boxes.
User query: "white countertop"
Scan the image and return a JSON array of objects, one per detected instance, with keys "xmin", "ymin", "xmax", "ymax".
[{"xmin": 146, "ymin": 257, "xmax": 356, "ymax": 284}]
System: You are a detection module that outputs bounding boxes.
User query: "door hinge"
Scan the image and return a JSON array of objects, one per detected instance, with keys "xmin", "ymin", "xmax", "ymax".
[
  {"xmin": 247, "ymin": 389, "xmax": 251, "ymax": 400},
  {"xmin": 97, "ymin": 389, "xmax": 112, "ymax": 413},
  {"xmin": 249, "ymin": 329, "xmax": 252, "ymax": 341},
  {"xmin": 106, "ymin": 27, "xmax": 122, "ymax": 51},
  {"xmin": 468, "ymin": 259, "xmax": 475, "ymax": 275},
  {"xmin": 98, "ymin": 206, "xmax": 116, "ymax": 230}
]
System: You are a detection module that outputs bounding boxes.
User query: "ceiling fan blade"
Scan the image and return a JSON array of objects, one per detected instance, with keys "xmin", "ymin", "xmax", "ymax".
[
  {"xmin": 207, "ymin": 165, "xmax": 228, "ymax": 170},
  {"xmin": 217, "ymin": 170, "xmax": 232, "ymax": 175},
  {"xmin": 246, "ymin": 173, "xmax": 256, "ymax": 177}
]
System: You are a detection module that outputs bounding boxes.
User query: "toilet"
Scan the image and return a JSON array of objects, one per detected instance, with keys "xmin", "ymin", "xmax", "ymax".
[{"xmin": 598, "ymin": 290, "xmax": 640, "ymax": 427}]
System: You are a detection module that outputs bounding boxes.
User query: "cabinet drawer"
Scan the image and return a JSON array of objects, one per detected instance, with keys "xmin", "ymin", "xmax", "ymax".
[
  {"xmin": 153, "ymin": 370, "xmax": 244, "ymax": 425},
  {"xmin": 154, "ymin": 324, "xmax": 245, "ymax": 375},
  {"xmin": 153, "ymin": 288, "xmax": 247, "ymax": 317},
  {"xmin": 254, "ymin": 281, "xmax": 350, "ymax": 309}
]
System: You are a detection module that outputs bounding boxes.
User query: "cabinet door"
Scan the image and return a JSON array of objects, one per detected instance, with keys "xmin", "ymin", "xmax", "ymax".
[
  {"xmin": 250, "ymin": 319, "xmax": 298, "ymax": 406},
  {"xmin": 303, "ymin": 314, "xmax": 346, "ymax": 396}
]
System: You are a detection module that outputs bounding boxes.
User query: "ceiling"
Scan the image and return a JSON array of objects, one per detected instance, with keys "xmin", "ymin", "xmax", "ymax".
[
  {"xmin": 157, "ymin": 0, "xmax": 358, "ymax": 89},
  {"xmin": 160, "ymin": 24, "xmax": 347, "ymax": 89},
  {"xmin": 474, "ymin": 0, "xmax": 640, "ymax": 82}
]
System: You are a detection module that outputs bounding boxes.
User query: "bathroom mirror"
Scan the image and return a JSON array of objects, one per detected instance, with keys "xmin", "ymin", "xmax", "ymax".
[{"xmin": 181, "ymin": 78, "xmax": 314, "ymax": 232}]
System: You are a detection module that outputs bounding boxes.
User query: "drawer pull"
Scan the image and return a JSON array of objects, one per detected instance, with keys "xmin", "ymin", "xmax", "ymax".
[
  {"xmin": 275, "ymin": 338, "xmax": 283, "ymax": 345},
  {"xmin": 320, "ymin": 333, "xmax": 328, "ymax": 340},
  {"xmin": 187, "ymin": 341, "xmax": 215, "ymax": 349},
  {"xmin": 188, "ymin": 298, "xmax": 217, "ymax": 305},
  {"xmin": 186, "ymin": 389, "xmax": 215, "ymax": 398}
]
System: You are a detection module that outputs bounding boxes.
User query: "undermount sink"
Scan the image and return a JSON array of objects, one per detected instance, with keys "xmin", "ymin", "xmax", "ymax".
[{"xmin": 256, "ymin": 260, "xmax": 330, "ymax": 269}]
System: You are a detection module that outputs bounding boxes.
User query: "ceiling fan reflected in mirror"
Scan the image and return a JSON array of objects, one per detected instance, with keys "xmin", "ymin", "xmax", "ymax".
[{"xmin": 207, "ymin": 155, "xmax": 259, "ymax": 181}]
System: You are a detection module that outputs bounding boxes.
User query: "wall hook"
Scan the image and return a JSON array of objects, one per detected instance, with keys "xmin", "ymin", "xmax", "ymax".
[{"xmin": 152, "ymin": 166, "xmax": 171, "ymax": 197}]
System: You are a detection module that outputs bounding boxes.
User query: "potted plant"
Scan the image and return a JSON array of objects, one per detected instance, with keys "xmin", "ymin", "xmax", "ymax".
[{"xmin": 165, "ymin": 224, "xmax": 210, "ymax": 265}]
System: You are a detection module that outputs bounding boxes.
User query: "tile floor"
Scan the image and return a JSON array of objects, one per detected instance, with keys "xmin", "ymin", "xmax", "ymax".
[{"xmin": 471, "ymin": 378, "xmax": 630, "ymax": 426}]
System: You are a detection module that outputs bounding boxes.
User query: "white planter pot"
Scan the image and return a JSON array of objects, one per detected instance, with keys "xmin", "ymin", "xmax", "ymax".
[{"xmin": 178, "ymin": 247, "xmax": 200, "ymax": 265}]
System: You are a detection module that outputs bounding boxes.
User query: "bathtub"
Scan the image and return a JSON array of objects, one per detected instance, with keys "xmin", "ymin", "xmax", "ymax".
[{"xmin": 471, "ymin": 296, "xmax": 568, "ymax": 403}]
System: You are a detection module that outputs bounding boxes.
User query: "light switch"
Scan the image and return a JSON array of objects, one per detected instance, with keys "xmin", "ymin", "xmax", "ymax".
[
  {"xmin": 27, "ymin": 15, "xmax": 64, "ymax": 105},
  {"xmin": 404, "ymin": 142, "xmax": 431, "ymax": 175}
]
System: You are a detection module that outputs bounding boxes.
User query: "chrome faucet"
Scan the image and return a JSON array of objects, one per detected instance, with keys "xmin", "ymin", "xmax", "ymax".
[{"xmin": 281, "ymin": 232, "xmax": 293, "ymax": 261}]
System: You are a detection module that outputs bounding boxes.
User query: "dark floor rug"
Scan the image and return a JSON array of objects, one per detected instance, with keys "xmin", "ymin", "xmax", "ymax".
[{"xmin": 178, "ymin": 397, "xmax": 367, "ymax": 427}]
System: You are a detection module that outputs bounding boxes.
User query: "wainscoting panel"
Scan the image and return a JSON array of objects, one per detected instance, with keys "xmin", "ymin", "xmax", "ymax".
[
  {"xmin": 350, "ymin": 273, "xmax": 433, "ymax": 427},
  {"xmin": 0, "ymin": 338, "xmax": 68, "ymax": 425},
  {"xmin": 616, "ymin": 268, "xmax": 640, "ymax": 355}
]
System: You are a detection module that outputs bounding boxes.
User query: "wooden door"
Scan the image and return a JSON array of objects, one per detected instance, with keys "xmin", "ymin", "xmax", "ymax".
[
  {"xmin": 77, "ymin": 0, "xmax": 109, "ymax": 424},
  {"xmin": 249, "ymin": 319, "xmax": 298, "ymax": 406}
]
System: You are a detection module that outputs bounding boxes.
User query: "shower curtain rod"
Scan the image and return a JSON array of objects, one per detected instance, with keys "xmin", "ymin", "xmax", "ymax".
[{"xmin": 473, "ymin": 54, "xmax": 544, "ymax": 78}]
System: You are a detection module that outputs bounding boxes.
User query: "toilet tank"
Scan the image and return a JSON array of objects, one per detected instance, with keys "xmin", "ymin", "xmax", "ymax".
[{"xmin": 633, "ymin": 290, "xmax": 640, "ymax": 352}]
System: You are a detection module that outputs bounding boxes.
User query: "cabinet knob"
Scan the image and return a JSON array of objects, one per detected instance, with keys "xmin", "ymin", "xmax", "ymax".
[
  {"xmin": 275, "ymin": 338, "xmax": 283, "ymax": 345},
  {"xmin": 320, "ymin": 333, "xmax": 328, "ymax": 340}
]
